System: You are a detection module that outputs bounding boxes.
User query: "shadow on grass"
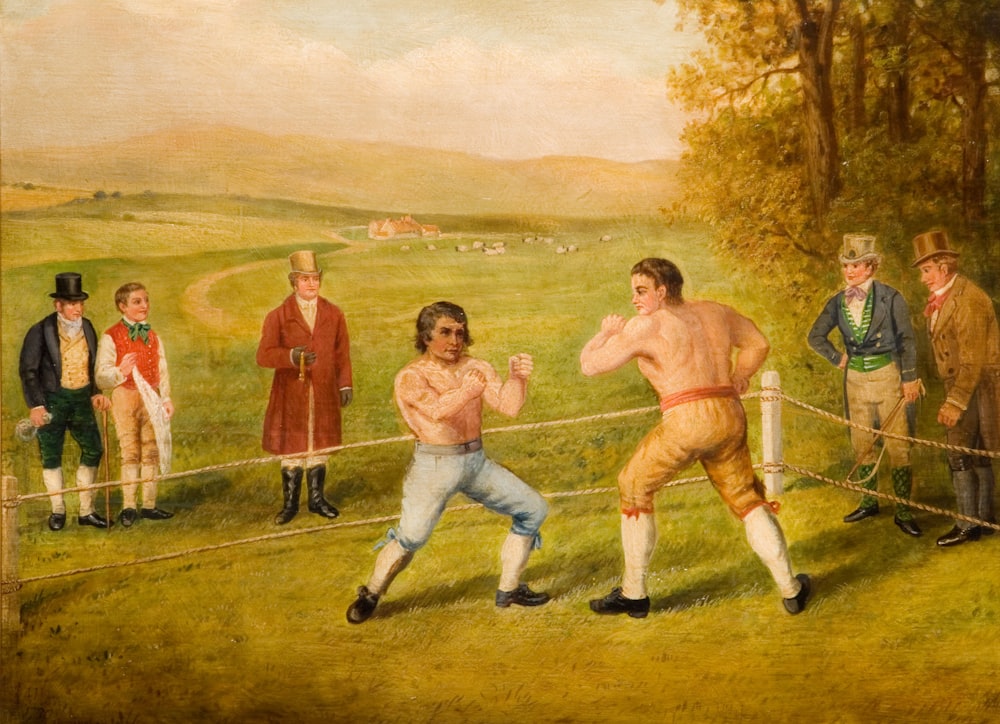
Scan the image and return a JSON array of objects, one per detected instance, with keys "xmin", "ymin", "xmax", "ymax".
[{"xmin": 373, "ymin": 572, "xmax": 500, "ymax": 620}]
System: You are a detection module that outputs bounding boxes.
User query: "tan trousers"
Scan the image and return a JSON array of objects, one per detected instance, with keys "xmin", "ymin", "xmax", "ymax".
[{"xmin": 845, "ymin": 364, "xmax": 911, "ymax": 467}]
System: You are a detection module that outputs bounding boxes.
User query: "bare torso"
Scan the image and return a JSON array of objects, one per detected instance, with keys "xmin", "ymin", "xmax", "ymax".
[
  {"xmin": 394, "ymin": 354, "xmax": 529, "ymax": 444},
  {"xmin": 581, "ymin": 299, "xmax": 769, "ymax": 399}
]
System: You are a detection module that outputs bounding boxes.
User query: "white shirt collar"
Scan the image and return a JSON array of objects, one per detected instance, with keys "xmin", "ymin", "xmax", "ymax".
[{"xmin": 935, "ymin": 275, "xmax": 958, "ymax": 297}]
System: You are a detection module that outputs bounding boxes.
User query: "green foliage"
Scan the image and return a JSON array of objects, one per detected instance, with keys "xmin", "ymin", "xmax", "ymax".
[{"xmin": 668, "ymin": 0, "xmax": 1000, "ymax": 302}]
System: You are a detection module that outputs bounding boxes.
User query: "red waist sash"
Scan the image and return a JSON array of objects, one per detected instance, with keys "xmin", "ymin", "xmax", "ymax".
[{"xmin": 659, "ymin": 385, "xmax": 739, "ymax": 413}]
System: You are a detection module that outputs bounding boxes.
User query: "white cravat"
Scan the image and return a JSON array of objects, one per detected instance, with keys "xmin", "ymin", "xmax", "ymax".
[
  {"xmin": 296, "ymin": 296, "xmax": 317, "ymax": 331},
  {"xmin": 57, "ymin": 314, "xmax": 83, "ymax": 339},
  {"xmin": 844, "ymin": 279, "xmax": 873, "ymax": 327}
]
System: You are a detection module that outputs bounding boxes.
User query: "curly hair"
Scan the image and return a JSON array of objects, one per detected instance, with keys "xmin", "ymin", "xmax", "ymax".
[{"xmin": 414, "ymin": 301, "xmax": 473, "ymax": 353}]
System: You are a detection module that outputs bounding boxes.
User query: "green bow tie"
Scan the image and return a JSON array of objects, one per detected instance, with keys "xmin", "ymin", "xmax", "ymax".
[{"xmin": 126, "ymin": 320, "xmax": 151, "ymax": 344}]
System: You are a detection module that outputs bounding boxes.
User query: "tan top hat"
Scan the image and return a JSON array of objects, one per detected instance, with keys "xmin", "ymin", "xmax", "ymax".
[
  {"xmin": 288, "ymin": 250, "xmax": 321, "ymax": 275},
  {"xmin": 838, "ymin": 234, "xmax": 880, "ymax": 265},
  {"xmin": 911, "ymin": 230, "xmax": 959, "ymax": 267}
]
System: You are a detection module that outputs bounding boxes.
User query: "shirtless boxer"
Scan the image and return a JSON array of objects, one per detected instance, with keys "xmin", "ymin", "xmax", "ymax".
[
  {"xmin": 347, "ymin": 301, "xmax": 549, "ymax": 623},
  {"xmin": 581, "ymin": 258, "xmax": 810, "ymax": 617}
]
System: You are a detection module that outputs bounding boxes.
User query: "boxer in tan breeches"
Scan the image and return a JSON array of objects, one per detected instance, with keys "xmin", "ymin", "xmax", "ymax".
[{"xmin": 581, "ymin": 258, "xmax": 810, "ymax": 617}]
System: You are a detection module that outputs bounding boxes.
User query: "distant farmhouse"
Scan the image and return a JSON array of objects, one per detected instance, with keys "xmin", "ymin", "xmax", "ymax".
[{"xmin": 368, "ymin": 215, "xmax": 440, "ymax": 240}]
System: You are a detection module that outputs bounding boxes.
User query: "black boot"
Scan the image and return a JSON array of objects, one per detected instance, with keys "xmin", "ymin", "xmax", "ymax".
[
  {"xmin": 275, "ymin": 467, "xmax": 302, "ymax": 525},
  {"xmin": 307, "ymin": 465, "xmax": 339, "ymax": 519}
]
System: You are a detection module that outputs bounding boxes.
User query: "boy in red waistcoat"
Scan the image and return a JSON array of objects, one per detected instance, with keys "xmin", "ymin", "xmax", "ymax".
[{"xmin": 96, "ymin": 282, "xmax": 175, "ymax": 527}]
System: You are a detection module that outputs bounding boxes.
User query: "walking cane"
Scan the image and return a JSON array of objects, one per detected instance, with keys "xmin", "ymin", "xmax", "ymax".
[{"xmin": 101, "ymin": 409, "xmax": 112, "ymax": 533}]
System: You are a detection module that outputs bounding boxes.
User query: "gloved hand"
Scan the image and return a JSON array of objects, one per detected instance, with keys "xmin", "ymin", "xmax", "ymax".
[{"xmin": 292, "ymin": 346, "xmax": 317, "ymax": 366}]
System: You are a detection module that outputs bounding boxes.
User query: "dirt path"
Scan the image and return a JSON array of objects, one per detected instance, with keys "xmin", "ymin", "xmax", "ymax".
[{"xmin": 180, "ymin": 230, "xmax": 372, "ymax": 333}]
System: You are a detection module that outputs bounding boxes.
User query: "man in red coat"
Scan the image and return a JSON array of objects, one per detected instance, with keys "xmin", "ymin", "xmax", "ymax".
[{"xmin": 257, "ymin": 251, "xmax": 353, "ymax": 524}]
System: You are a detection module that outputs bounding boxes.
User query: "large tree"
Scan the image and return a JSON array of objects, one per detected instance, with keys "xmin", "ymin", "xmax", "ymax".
[
  {"xmin": 910, "ymin": 0, "xmax": 1000, "ymax": 224},
  {"xmin": 665, "ymin": 0, "xmax": 999, "ymax": 291},
  {"xmin": 669, "ymin": 1, "xmax": 842, "ymax": 232}
]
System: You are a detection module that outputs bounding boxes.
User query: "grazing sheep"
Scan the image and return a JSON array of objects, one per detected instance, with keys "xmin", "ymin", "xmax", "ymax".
[
  {"xmin": 567, "ymin": 244, "xmax": 578, "ymax": 252},
  {"xmin": 542, "ymin": 237, "xmax": 555, "ymax": 244},
  {"xmin": 483, "ymin": 248, "xmax": 500, "ymax": 256},
  {"xmin": 400, "ymin": 245, "xmax": 411, "ymax": 251},
  {"xmin": 556, "ymin": 246, "xmax": 567, "ymax": 254},
  {"xmin": 600, "ymin": 234, "xmax": 612, "ymax": 242},
  {"xmin": 472, "ymin": 241, "xmax": 485, "ymax": 250},
  {"xmin": 456, "ymin": 245, "xmax": 469, "ymax": 252},
  {"xmin": 426, "ymin": 244, "xmax": 437, "ymax": 251},
  {"xmin": 491, "ymin": 241, "xmax": 505, "ymax": 249}
]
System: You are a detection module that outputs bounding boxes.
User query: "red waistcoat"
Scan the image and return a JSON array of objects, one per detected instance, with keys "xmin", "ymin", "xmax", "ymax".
[{"xmin": 105, "ymin": 321, "xmax": 161, "ymax": 391}]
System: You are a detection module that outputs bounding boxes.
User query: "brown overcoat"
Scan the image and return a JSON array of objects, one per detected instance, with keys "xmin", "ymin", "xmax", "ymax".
[
  {"xmin": 257, "ymin": 294, "xmax": 352, "ymax": 455},
  {"xmin": 928, "ymin": 275, "xmax": 1000, "ymax": 448}
]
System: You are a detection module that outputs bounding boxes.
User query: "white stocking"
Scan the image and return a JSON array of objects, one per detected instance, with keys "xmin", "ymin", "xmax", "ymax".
[
  {"xmin": 498, "ymin": 532, "xmax": 534, "ymax": 592},
  {"xmin": 76, "ymin": 465, "xmax": 97, "ymax": 516},
  {"xmin": 42, "ymin": 468, "xmax": 65, "ymax": 514},
  {"xmin": 743, "ymin": 505, "xmax": 799, "ymax": 598},
  {"xmin": 621, "ymin": 512, "xmax": 657, "ymax": 600}
]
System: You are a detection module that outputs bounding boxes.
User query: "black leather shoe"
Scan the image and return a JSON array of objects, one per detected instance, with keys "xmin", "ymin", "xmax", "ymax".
[
  {"xmin": 119, "ymin": 508, "xmax": 138, "ymax": 528},
  {"xmin": 936, "ymin": 525, "xmax": 982, "ymax": 547},
  {"xmin": 140, "ymin": 507, "xmax": 174, "ymax": 520},
  {"xmin": 48, "ymin": 513, "xmax": 66, "ymax": 531},
  {"xmin": 78, "ymin": 512, "xmax": 112, "ymax": 529},
  {"xmin": 783, "ymin": 573, "xmax": 811, "ymax": 615},
  {"xmin": 843, "ymin": 506, "xmax": 879, "ymax": 523},
  {"xmin": 589, "ymin": 587, "xmax": 650, "ymax": 618},
  {"xmin": 495, "ymin": 583, "xmax": 550, "ymax": 608},
  {"xmin": 347, "ymin": 585, "xmax": 380, "ymax": 624},
  {"xmin": 894, "ymin": 516, "xmax": 922, "ymax": 537}
]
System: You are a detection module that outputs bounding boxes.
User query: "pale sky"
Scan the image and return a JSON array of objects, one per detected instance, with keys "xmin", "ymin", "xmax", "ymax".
[{"xmin": 0, "ymin": 0, "xmax": 698, "ymax": 161}]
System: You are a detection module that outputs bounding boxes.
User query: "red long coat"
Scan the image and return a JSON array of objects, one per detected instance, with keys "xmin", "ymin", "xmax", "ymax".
[{"xmin": 257, "ymin": 295, "xmax": 352, "ymax": 455}]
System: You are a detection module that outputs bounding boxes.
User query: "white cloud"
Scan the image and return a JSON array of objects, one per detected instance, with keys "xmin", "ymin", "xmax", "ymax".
[{"xmin": 1, "ymin": 0, "xmax": 690, "ymax": 160}]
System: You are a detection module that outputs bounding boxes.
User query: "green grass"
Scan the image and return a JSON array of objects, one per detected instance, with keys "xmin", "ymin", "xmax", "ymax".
[{"xmin": 2, "ymin": 193, "xmax": 999, "ymax": 723}]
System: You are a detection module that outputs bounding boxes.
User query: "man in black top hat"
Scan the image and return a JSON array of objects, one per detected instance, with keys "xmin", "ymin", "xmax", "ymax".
[{"xmin": 19, "ymin": 272, "xmax": 113, "ymax": 530}]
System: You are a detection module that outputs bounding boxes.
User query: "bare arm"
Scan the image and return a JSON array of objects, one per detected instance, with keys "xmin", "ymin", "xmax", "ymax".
[
  {"xmin": 728, "ymin": 308, "xmax": 770, "ymax": 394},
  {"xmin": 482, "ymin": 354, "xmax": 532, "ymax": 417},
  {"xmin": 395, "ymin": 366, "xmax": 485, "ymax": 422},
  {"xmin": 580, "ymin": 315, "xmax": 649, "ymax": 376}
]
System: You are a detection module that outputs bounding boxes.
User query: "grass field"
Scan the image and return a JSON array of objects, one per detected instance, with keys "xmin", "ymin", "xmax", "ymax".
[{"xmin": 2, "ymin": 190, "xmax": 999, "ymax": 723}]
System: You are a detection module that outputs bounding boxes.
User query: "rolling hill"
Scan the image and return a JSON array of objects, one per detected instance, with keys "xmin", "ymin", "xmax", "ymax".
[{"xmin": 1, "ymin": 126, "xmax": 681, "ymax": 217}]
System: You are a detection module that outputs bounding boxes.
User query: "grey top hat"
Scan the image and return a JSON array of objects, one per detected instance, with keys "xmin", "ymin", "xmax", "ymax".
[
  {"xmin": 838, "ymin": 234, "xmax": 880, "ymax": 265},
  {"xmin": 49, "ymin": 272, "xmax": 89, "ymax": 301},
  {"xmin": 911, "ymin": 230, "xmax": 959, "ymax": 267}
]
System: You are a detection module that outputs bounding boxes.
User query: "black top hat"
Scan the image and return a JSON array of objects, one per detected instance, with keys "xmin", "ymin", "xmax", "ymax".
[{"xmin": 49, "ymin": 272, "xmax": 89, "ymax": 301}]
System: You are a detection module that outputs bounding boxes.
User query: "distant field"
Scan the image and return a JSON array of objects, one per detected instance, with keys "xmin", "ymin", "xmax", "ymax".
[
  {"xmin": 2, "ymin": 191, "xmax": 997, "ymax": 723},
  {"xmin": 0, "ymin": 184, "xmax": 93, "ymax": 211}
]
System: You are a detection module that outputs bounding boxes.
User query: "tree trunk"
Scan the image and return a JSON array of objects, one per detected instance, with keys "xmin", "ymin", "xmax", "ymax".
[
  {"xmin": 884, "ymin": 6, "xmax": 911, "ymax": 144},
  {"xmin": 960, "ymin": 34, "xmax": 988, "ymax": 223},
  {"xmin": 796, "ymin": 0, "xmax": 843, "ymax": 220},
  {"xmin": 848, "ymin": 12, "xmax": 867, "ymax": 131}
]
